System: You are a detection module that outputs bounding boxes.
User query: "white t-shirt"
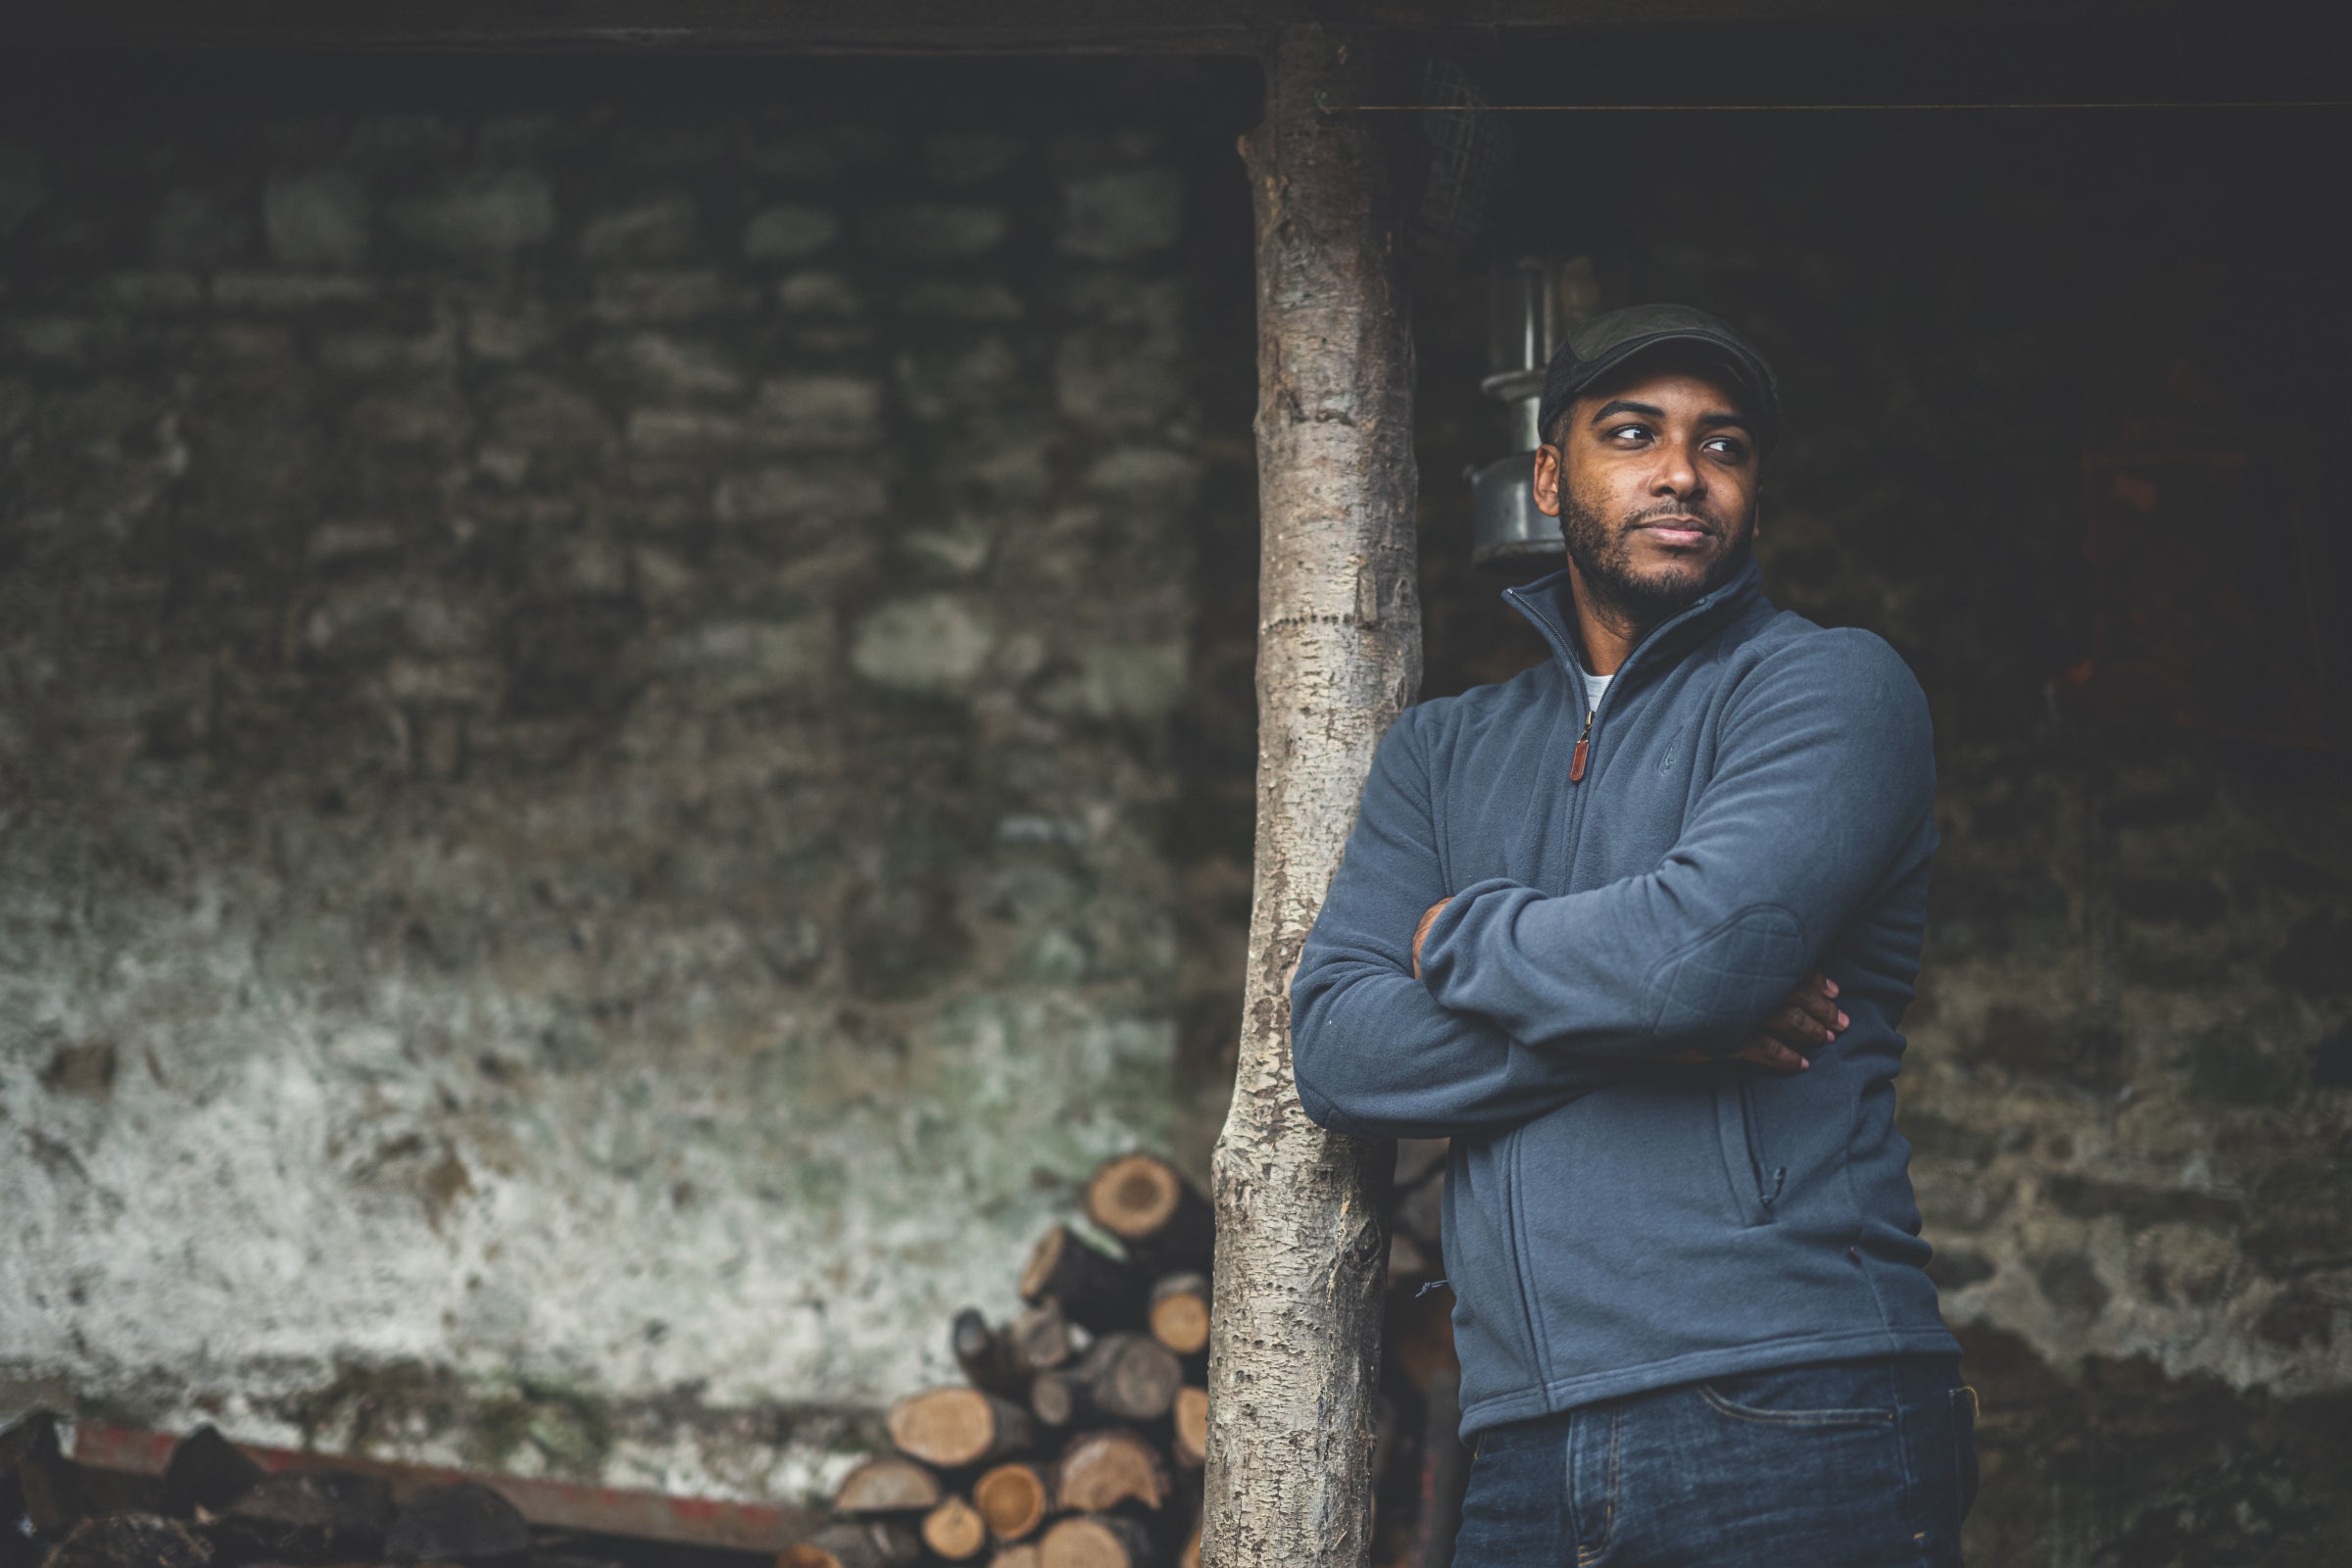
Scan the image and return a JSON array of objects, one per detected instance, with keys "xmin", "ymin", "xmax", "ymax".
[{"xmin": 1585, "ymin": 671, "xmax": 1612, "ymax": 710}]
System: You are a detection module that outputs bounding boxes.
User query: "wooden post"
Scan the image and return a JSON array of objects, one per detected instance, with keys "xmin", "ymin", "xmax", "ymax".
[{"xmin": 1203, "ymin": 25, "xmax": 1418, "ymax": 1568}]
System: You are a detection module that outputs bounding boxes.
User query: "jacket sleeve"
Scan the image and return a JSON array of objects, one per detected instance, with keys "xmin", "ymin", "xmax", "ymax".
[
  {"xmin": 1290, "ymin": 707, "xmax": 1626, "ymax": 1140},
  {"xmin": 1415, "ymin": 630, "xmax": 1937, "ymax": 1058}
]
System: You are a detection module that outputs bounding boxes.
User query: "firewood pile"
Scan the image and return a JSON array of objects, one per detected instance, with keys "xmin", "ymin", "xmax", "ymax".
[
  {"xmin": 786, "ymin": 1153, "xmax": 1215, "ymax": 1568},
  {"xmin": 1, "ymin": 1414, "xmax": 603, "ymax": 1568},
  {"xmin": 3, "ymin": 1144, "xmax": 1460, "ymax": 1568}
]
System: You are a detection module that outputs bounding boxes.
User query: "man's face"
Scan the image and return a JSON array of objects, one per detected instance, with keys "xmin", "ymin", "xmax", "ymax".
[{"xmin": 1531, "ymin": 360, "xmax": 1761, "ymax": 620}]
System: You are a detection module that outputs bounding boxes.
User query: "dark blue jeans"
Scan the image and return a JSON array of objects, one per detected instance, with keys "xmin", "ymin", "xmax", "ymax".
[{"xmin": 1452, "ymin": 1355, "xmax": 1979, "ymax": 1568}]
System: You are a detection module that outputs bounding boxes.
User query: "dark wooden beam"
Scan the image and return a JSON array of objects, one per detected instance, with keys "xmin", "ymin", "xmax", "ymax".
[{"xmin": 1, "ymin": 0, "xmax": 2147, "ymax": 56}]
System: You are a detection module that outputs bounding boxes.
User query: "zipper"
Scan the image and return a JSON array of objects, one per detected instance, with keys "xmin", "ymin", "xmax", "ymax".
[
  {"xmin": 1737, "ymin": 1070, "xmax": 1787, "ymax": 1212},
  {"xmin": 1502, "ymin": 560, "xmax": 1757, "ymax": 816}
]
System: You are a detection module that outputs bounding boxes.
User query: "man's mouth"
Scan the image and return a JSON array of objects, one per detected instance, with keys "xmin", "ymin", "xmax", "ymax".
[{"xmin": 1631, "ymin": 516, "xmax": 1714, "ymax": 549}]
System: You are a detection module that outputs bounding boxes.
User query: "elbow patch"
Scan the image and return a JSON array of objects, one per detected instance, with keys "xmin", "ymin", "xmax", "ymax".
[{"xmin": 1642, "ymin": 904, "xmax": 1805, "ymax": 1040}]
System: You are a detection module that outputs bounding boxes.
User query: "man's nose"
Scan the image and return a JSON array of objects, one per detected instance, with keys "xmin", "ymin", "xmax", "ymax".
[{"xmin": 1650, "ymin": 441, "xmax": 1704, "ymax": 498}]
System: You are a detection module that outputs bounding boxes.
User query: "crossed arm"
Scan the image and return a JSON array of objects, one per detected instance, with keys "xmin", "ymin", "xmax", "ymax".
[{"xmin": 1290, "ymin": 631, "xmax": 1935, "ymax": 1142}]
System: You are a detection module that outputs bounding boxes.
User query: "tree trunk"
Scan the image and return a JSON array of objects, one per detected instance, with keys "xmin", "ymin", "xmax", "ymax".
[{"xmin": 1204, "ymin": 24, "xmax": 1418, "ymax": 1568}]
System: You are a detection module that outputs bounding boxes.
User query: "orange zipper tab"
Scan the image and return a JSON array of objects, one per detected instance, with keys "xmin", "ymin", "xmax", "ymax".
[{"xmin": 1569, "ymin": 709, "xmax": 1594, "ymax": 784}]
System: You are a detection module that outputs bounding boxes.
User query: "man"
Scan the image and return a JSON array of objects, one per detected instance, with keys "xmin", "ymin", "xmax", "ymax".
[{"xmin": 1290, "ymin": 305, "xmax": 1976, "ymax": 1566}]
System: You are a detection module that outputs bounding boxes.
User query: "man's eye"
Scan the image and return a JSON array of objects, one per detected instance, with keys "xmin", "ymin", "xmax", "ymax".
[
  {"xmin": 1608, "ymin": 424, "xmax": 1650, "ymax": 442},
  {"xmin": 1704, "ymin": 437, "xmax": 1747, "ymax": 459}
]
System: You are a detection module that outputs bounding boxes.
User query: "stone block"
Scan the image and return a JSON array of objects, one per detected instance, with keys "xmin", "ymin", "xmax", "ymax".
[
  {"xmin": 386, "ymin": 170, "xmax": 556, "ymax": 255},
  {"xmin": 938, "ymin": 431, "xmax": 1054, "ymax": 505},
  {"xmin": 305, "ymin": 520, "xmax": 408, "ymax": 565},
  {"xmin": 346, "ymin": 385, "xmax": 474, "ymax": 449},
  {"xmin": 149, "ymin": 185, "xmax": 252, "ymax": 266},
  {"xmin": 857, "ymin": 203, "xmax": 1008, "ymax": 263},
  {"xmin": 925, "ymin": 133, "xmax": 1025, "ymax": 188},
  {"xmin": 775, "ymin": 270, "xmax": 863, "ymax": 317},
  {"xmin": 464, "ymin": 299, "xmax": 555, "ymax": 361},
  {"xmin": 903, "ymin": 280, "xmax": 1025, "ymax": 321},
  {"xmin": 263, "ymin": 169, "xmax": 371, "ymax": 266},
  {"xmin": 1054, "ymin": 333, "xmax": 1185, "ymax": 430},
  {"xmin": 592, "ymin": 333, "xmax": 747, "ymax": 399},
  {"xmin": 588, "ymin": 270, "xmax": 755, "ymax": 323},
  {"xmin": 851, "ymin": 594, "xmax": 997, "ymax": 695},
  {"xmin": 486, "ymin": 374, "xmax": 616, "ymax": 452},
  {"xmin": 1054, "ymin": 168, "xmax": 1182, "ymax": 261},
  {"xmin": 750, "ymin": 375, "xmax": 884, "ymax": 446},
  {"xmin": 657, "ymin": 615, "xmax": 834, "ymax": 704},
  {"xmin": 1082, "ymin": 446, "xmax": 1202, "ymax": 505},
  {"xmin": 1035, "ymin": 643, "xmax": 1189, "ymax": 723},
  {"xmin": 897, "ymin": 338, "xmax": 1023, "ymax": 419},
  {"xmin": 711, "ymin": 465, "xmax": 887, "ymax": 523},
  {"xmin": 211, "ymin": 272, "xmax": 377, "ymax": 309},
  {"xmin": 743, "ymin": 203, "xmax": 840, "ymax": 262},
  {"xmin": 581, "ymin": 192, "xmax": 701, "ymax": 262},
  {"xmin": 319, "ymin": 324, "xmax": 459, "ymax": 374},
  {"xmin": 626, "ymin": 408, "xmax": 745, "ymax": 454},
  {"xmin": 99, "ymin": 270, "xmax": 204, "ymax": 310}
]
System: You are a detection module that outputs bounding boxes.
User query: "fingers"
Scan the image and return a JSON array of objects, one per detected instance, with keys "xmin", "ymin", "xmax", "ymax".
[
  {"xmin": 1763, "ymin": 972, "xmax": 1848, "ymax": 1050},
  {"xmin": 1788, "ymin": 971, "xmax": 1847, "ymax": 1033},
  {"xmin": 1734, "ymin": 1035, "xmax": 1810, "ymax": 1073}
]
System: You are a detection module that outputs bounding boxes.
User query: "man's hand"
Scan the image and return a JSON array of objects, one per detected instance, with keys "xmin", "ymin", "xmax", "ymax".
[
  {"xmin": 1670, "ymin": 970, "xmax": 1844, "ymax": 1074},
  {"xmin": 1411, "ymin": 897, "xmax": 1451, "ymax": 979}
]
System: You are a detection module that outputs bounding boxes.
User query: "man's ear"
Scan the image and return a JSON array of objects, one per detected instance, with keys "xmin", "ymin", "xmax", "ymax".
[{"xmin": 1531, "ymin": 443, "xmax": 1563, "ymax": 518}]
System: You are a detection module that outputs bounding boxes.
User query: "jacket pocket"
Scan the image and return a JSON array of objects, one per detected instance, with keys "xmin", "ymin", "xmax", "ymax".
[{"xmin": 1713, "ymin": 1066, "xmax": 1783, "ymax": 1228}]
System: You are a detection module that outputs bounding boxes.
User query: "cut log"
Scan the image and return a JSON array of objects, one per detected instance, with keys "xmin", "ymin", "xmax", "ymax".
[
  {"xmin": 384, "ymin": 1481, "xmax": 532, "ymax": 1564},
  {"xmin": 1019, "ymin": 1226, "xmax": 1147, "ymax": 1334},
  {"xmin": 888, "ymin": 1389, "xmax": 1035, "ymax": 1470},
  {"xmin": 780, "ymin": 1521, "xmax": 923, "ymax": 1568},
  {"xmin": 1010, "ymin": 1300, "xmax": 1077, "ymax": 1374},
  {"xmin": 1170, "ymin": 1388, "xmax": 1208, "ymax": 1471},
  {"xmin": 205, "ymin": 1469, "xmax": 395, "ymax": 1563},
  {"xmin": 833, "ymin": 1457, "xmax": 944, "ymax": 1516},
  {"xmin": 1085, "ymin": 1155, "xmax": 1213, "ymax": 1274},
  {"xmin": 1040, "ymin": 1514, "xmax": 1157, "ymax": 1568},
  {"xmin": 160, "ymin": 1426, "xmax": 264, "ymax": 1519},
  {"xmin": 921, "ymin": 1496, "xmax": 990, "ymax": 1562},
  {"xmin": 1053, "ymin": 1430, "xmax": 1168, "ymax": 1515},
  {"xmin": 989, "ymin": 1547, "xmax": 1043, "ymax": 1568},
  {"xmin": 972, "ymin": 1463, "xmax": 1053, "ymax": 1543},
  {"xmin": 1030, "ymin": 1334, "xmax": 1181, "ymax": 1428},
  {"xmin": 40, "ymin": 1513, "xmax": 212, "ymax": 1568},
  {"xmin": 953, "ymin": 1309, "xmax": 1036, "ymax": 1400},
  {"xmin": 1146, "ymin": 1274, "xmax": 1210, "ymax": 1356}
]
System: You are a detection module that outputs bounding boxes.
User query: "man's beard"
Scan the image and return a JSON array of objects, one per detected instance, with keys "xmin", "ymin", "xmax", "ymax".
[{"xmin": 1557, "ymin": 491, "xmax": 1756, "ymax": 623}]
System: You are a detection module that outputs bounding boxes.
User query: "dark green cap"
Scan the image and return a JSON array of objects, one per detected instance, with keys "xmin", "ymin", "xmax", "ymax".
[{"xmin": 1536, "ymin": 303, "xmax": 1781, "ymax": 456}]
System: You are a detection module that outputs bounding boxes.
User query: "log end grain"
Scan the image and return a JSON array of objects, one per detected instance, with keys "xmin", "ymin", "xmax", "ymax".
[
  {"xmin": 921, "ymin": 1496, "xmax": 990, "ymax": 1562},
  {"xmin": 972, "ymin": 1463, "xmax": 1052, "ymax": 1543}
]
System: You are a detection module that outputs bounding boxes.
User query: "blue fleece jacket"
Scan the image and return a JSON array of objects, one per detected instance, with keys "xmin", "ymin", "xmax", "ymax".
[{"xmin": 1290, "ymin": 558, "xmax": 1958, "ymax": 1437}]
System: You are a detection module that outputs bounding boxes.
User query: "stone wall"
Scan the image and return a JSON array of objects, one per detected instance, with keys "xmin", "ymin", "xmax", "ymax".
[{"xmin": 0, "ymin": 55, "xmax": 1255, "ymax": 1500}]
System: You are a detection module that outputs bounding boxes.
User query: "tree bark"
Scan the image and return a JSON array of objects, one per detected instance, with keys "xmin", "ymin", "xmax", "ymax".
[{"xmin": 1204, "ymin": 24, "xmax": 1418, "ymax": 1568}]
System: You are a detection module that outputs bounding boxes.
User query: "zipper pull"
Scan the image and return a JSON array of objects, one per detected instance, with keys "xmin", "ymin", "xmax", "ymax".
[{"xmin": 1569, "ymin": 708, "xmax": 1594, "ymax": 784}]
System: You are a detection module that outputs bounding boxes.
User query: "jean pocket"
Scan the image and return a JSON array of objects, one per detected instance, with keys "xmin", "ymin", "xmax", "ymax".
[
  {"xmin": 1950, "ymin": 1385, "xmax": 1981, "ymax": 1518},
  {"xmin": 1698, "ymin": 1364, "xmax": 1898, "ymax": 1428}
]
